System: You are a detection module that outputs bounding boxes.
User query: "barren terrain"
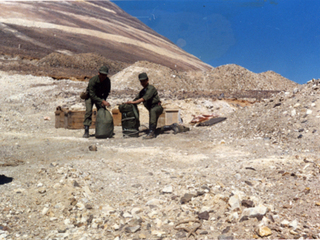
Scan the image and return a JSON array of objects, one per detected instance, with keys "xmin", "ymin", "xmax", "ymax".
[
  {"xmin": 1, "ymin": 1, "xmax": 319, "ymax": 240},
  {"xmin": 0, "ymin": 68, "xmax": 320, "ymax": 240}
]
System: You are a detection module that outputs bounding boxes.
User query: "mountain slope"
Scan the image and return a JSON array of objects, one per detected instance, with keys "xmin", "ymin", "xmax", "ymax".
[
  {"xmin": 0, "ymin": 0, "xmax": 299, "ymax": 93},
  {"xmin": 0, "ymin": 0, "xmax": 212, "ymax": 72}
]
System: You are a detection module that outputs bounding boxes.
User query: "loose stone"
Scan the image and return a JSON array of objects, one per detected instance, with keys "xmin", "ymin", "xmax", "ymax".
[
  {"xmin": 180, "ymin": 193, "xmax": 194, "ymax": 204},
  {"xmin": 257, "ymin": 226, "xmax": 272, "ymax": 237},
  {"xmin": 198, "ymin": 211, "xmax": 209, "ymax": 220},
  {"xmin": 125, "ymin": 225, "xmax": 140, "ymax": 233}
]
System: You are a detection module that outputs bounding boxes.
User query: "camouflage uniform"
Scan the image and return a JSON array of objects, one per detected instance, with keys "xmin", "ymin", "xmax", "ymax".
[
  {"xmin": 134, "ymin": 84, "xmax": 163, "ymax": 131},
  {"xmin": 83, "ymin": 75, "xmax": 111, "ymax": 127}
]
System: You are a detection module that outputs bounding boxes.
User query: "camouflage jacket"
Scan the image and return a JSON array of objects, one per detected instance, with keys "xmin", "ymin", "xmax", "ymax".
[
  {"xmin": 86, "ymin": 75, "xmax": 111, "ymax": 106},
  {"xmin": 134, "ymin": 84, "xmax": 161, "ymax": 110}
]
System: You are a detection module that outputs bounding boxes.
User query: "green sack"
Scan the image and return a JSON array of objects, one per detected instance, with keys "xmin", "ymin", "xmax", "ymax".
[
  {"xmin": 95, "ymin": 108, "xmax": 114, "ymax": 139},
  {"xmin": 118, "ymin": 103, "xmax": 140, "ymax": 137}
]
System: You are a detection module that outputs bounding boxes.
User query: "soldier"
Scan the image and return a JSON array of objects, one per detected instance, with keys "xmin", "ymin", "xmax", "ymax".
[
  {"xmin": 126, "ymin": 72, "xmax": 163, "ymax": 139},
  {"xmin": 83, "ymin": 66, "xmax": 111, "ymax": 138}
]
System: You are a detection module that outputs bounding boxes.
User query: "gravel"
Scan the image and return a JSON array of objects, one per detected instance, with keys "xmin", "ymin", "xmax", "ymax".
[{"xmin": 1, "ymin": 70, "xmax": 320, "ymax": 240}]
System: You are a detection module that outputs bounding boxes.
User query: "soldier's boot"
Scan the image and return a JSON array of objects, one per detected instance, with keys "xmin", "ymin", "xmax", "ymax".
[
  {"xmin": 83, "ymin": 126, "xmax": 90, "ymax": 138},
  {"xmin": 143, "ymin": 124, "xmax": 156, "ymax": 139}
]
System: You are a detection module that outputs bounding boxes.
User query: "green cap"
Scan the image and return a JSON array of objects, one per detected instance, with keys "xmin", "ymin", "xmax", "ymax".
[
  {"xmin": 99, "ymin": 66, "xmax": 109, "ymax": 75},
  {"xmin": 138, "ymin": 72, "xmax": 148, "ymax": 81}
]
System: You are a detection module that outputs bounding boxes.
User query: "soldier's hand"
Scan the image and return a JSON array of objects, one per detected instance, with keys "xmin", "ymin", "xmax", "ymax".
[{"xmin": 102, "ymin": 100, "xmax": 110, "ymax": 107}]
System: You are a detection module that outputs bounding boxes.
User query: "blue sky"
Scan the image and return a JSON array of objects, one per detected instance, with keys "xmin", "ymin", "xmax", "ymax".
[{"xmin": 111, "ymin": 0, "xmax": 320, "ymax": 84}]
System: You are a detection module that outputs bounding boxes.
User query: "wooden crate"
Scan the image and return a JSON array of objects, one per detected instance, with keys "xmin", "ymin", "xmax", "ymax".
[
  {"xmin": 55, "ymin": 107, "xmax": 178, "ymax": 129},
  {"xmin": 55, "ymin": 106, "xmax": 122, "ymax": 129},
  {"xmin": 64, "ymin": 110, "xmax": 96, "ymax": 129},
  {"xmin": 157, "ymin": 109, "xmax": 180, "ymax": 127},
  {"xmin": 112, "ymin": 108, "xmax": 122, "ymax": 126}
]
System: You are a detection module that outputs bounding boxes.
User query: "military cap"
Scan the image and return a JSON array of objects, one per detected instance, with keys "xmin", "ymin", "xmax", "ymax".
[
  {"xmin": 138, "ymin": 72, "xmax": 148, "ymax": 81},
  {"xmin": 99, "ymin": 66, "xmax": 109, "ymax": 75}
]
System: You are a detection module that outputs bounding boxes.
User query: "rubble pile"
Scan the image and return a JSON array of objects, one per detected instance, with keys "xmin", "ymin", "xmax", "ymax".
[
  {"xmin": 110, "ymin": 61, "xmax": 298, "ymax": 93},
  {"xmin": 210, "ymin": 79, "xmax": 320, "ymax": 153}
]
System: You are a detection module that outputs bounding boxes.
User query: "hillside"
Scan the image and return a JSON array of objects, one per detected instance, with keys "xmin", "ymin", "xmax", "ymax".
[
  {"xmin": 0, "ymin": 0, "xmax": 212, "ymax": 76},
  {"xmin": 0, "ymin": 0, "xmax": 299, "ymax": 94}
]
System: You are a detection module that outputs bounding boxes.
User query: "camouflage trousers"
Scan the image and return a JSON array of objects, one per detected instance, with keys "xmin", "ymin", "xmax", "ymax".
[
  {"xmin": 148, "ymin": 105, "xmax": 163, "ymax": 128},
  {"xmin": 83, "ymin": 98, "xmax": 103, "ymax": 126}
]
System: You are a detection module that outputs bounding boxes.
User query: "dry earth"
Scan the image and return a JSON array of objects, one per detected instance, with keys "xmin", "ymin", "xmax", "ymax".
[
  {"xmin": 1, "ymin": 69, "xmax": 320, "ymax": 240},
  {"xmin": 1, "ymin": 1, "xmax": 318, "ymax": 240}
]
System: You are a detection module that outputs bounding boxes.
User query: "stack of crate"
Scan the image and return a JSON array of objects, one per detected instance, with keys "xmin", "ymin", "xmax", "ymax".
[{"xmin": 55, "ymin": 106, "xmax": 179, "ymax": 129}]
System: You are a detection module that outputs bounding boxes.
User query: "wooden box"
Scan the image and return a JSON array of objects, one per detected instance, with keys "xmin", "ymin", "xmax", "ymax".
[
  {"xmin": 64, "ymin": 110, "xmax": 97, "ymax": 129},
  {"xmin": 55, "ymin": 106, "xmax": 122, "ymax": 129},
  {"xmin": 55, "ymin": 107, "xmax": 178, "ymax": 129},
  {"xmin": 157, "ymin": 109, "xmax": 180, "ymax": 127},
  {"xmin": 112, "ymin": 108, "xmax": 122, "ymax": 126}
]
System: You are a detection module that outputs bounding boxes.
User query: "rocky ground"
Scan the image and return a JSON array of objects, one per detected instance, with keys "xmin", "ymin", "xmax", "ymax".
[{"xmin": 1, "ymin": 69, "xmax": 320, "ymax": 240}]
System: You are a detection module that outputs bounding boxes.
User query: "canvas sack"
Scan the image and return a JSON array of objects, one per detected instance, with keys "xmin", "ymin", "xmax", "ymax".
[{"xmin": 95, "ymin": 107, "xmax": 114, "ymax": 138}]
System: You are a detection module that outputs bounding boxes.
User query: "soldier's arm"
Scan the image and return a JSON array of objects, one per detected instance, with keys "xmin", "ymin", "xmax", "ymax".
[
  {"xmin": 130, "ymin": 89, "xmax": 143, "ymax": 103},
  {"xmin": 127, "ymin": 98, "xmax": 144, "ymax": 104}
]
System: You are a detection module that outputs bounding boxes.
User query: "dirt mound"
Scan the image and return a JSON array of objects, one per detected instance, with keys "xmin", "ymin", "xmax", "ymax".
[
  {"xmin": 1, "ymin": 53, "xmax": 298, "ymax": 101},
  {"xmin": 0, "ymin": 52, "xmax": 129, "ymax": 80},
  {"xmin": 209, "ymin": 64, "xmax": 297, "ymax": 91},
  {"xmin": 111, "ymin": 60, "xmax": 180, "ymax": 91},
  {"xmin": 111, "ymin": 62, "xmax": 298, "ymax": 93},
  {"xmin": 38, "ymin": 52, "xmax": 129, "ymax": 76},
  {"xmin": 209, "ymin": 79, "xmax": 320, "ymax": 153}
]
